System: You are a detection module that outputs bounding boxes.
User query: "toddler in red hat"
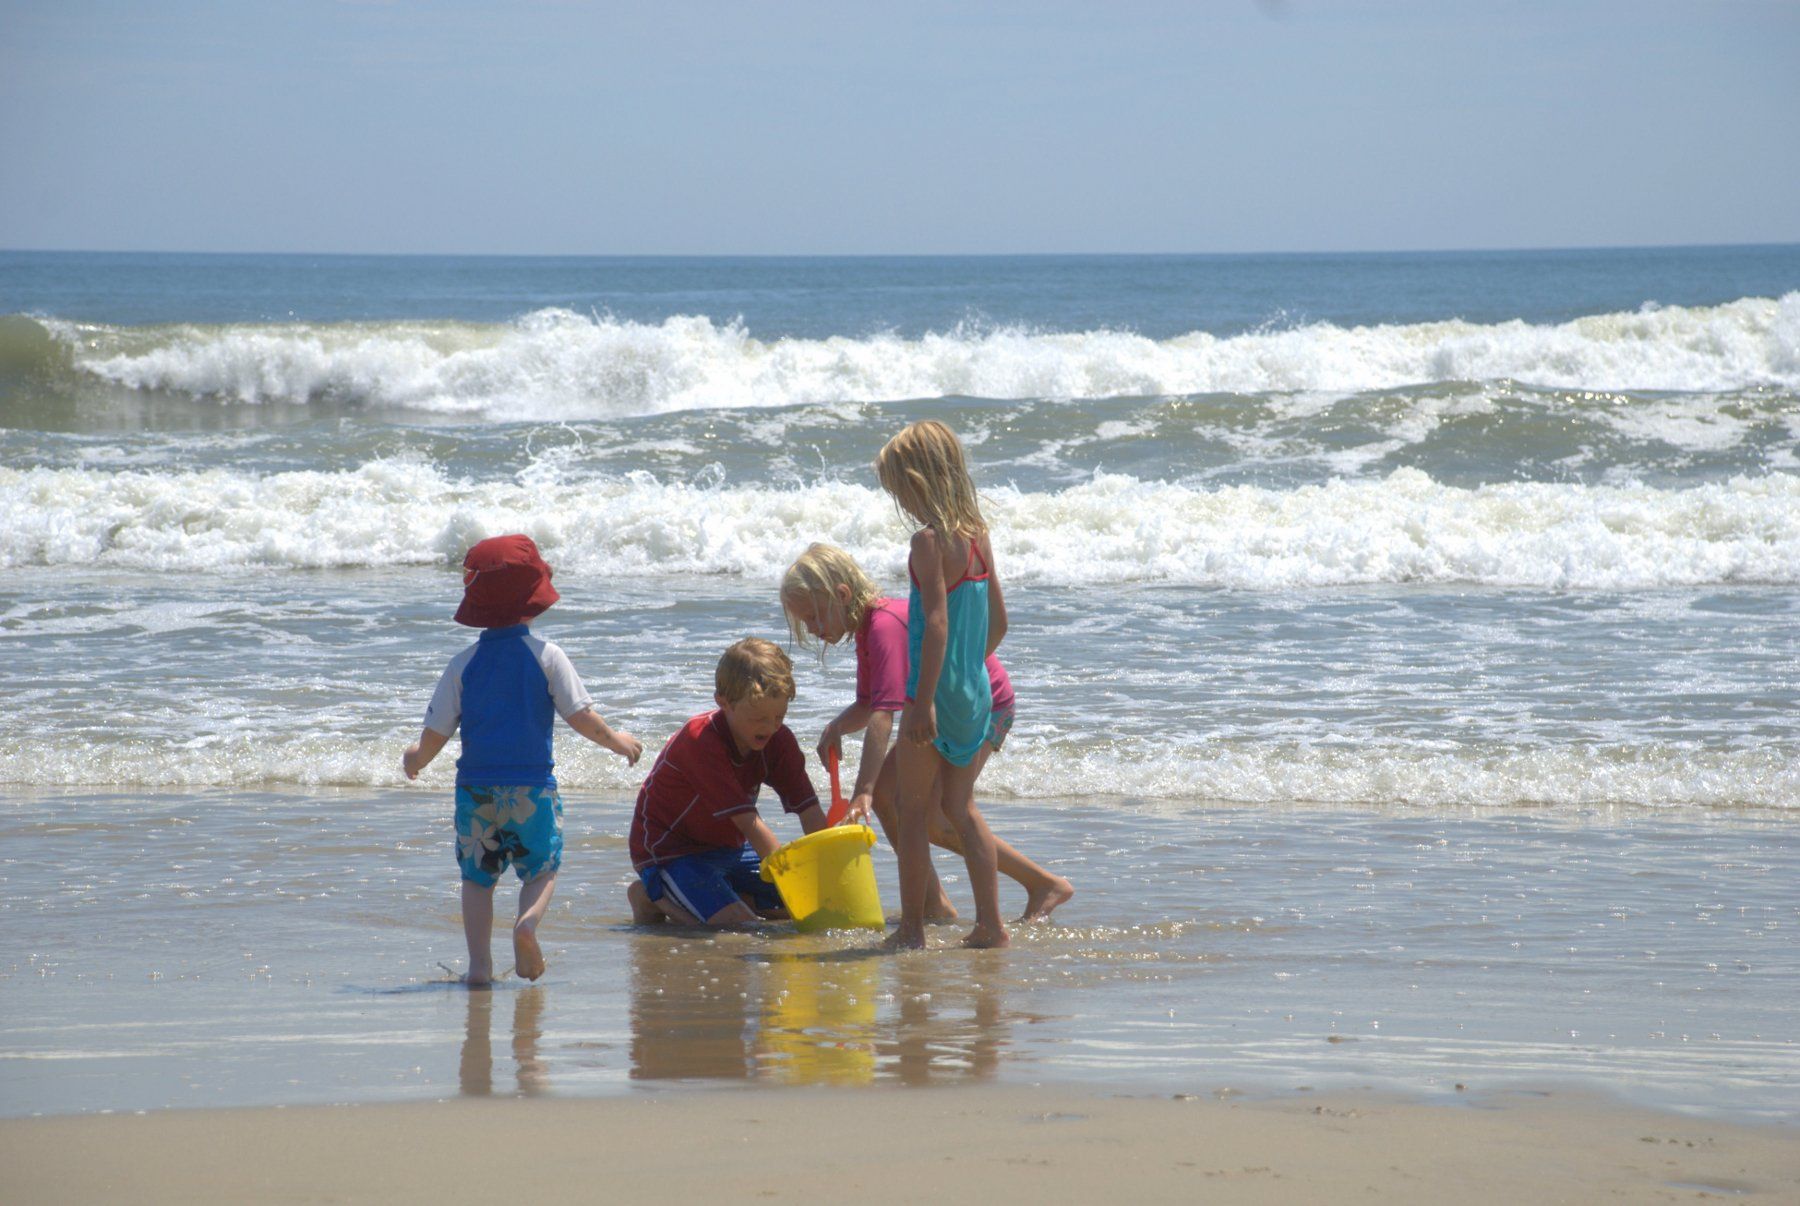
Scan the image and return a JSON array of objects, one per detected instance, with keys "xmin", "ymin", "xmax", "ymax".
[{"xmin": 403, "ymin": 535, "xmax": 642, "ymax": 986}]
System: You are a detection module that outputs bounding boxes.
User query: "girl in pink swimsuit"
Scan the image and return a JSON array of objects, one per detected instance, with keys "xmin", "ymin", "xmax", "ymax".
[{"xmin": 782, "ymin": 543, "xmax": 1073, "ymax": 931}]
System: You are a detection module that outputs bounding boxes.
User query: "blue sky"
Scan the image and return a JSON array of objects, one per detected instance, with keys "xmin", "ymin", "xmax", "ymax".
[{"xmin": 1, "ymin": 0, "xmax": 1796, "ymax": 255}]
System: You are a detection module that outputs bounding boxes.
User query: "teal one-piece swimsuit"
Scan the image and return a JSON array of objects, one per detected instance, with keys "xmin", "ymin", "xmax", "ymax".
[{"xmin": 905, "ymin": 536, "xmax": 994, "ymax": 768}]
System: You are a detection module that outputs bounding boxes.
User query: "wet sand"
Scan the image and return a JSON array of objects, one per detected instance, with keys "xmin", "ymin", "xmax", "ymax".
[
  {"xmin": 4, "ymin": 789, "xmax": 1797, "ymax": 1121},
  {"xmin": 6, "ymin": 1085, "xmax": 1797, "ymax": 1204}
]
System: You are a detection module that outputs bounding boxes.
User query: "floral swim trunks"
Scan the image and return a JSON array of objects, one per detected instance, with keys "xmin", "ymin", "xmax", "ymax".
[{"xmin": 454, "ymin": 784, "xmax": 563, "ymax": 887}]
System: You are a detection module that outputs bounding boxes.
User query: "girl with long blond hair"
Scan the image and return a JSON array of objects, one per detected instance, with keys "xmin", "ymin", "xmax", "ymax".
[
  {"xmin": 781, "ymin": 542, "xmax": 1073, "ymax": 926},
  {"xmin": 871, "ymin": 420, "xmax": 1014, "ymax": 948}
]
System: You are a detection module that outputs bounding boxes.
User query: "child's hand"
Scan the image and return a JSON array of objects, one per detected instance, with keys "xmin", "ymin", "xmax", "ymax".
[
  {"xmin": 844, "ymin": 791, "xmax": 875, "ymax": 825},
  {"xmin": 402, "ymin": 727, "xmax": 448, "ymax": 781},
  {"xmin": 902, "ymin": 701, "xmax": 937, "ymax": 746},
  {"xmin": 816, "ymin": 719, "xmax": 842, "ymax": 764},
  {"xmin": 611, "ymin": 732, "xmax": 644, "ymax": 766}
]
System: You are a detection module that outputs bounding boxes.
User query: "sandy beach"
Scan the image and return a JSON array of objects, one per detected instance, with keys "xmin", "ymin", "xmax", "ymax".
[{"xmin": 7, "ymin": 1085, "xmax": 1798, "ymax": 1204}]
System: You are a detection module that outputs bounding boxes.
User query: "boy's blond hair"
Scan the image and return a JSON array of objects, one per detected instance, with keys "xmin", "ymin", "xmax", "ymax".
[
  {"xmin": 780, "ymin": 543, "xmax": 881, "ymax": 654},
  {"xmin": 875, "ymin": 419, "xmax": 986, "ymax": 539},
  {"xmin": 715, "ymin": 637, "xmax": 797, "ymax": 704}
]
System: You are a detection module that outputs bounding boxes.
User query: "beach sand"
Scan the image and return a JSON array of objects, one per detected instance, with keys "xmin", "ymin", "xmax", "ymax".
[{"xmin": 6, "ymin": 1085, "xmax": 1797, "ymax": 1204}]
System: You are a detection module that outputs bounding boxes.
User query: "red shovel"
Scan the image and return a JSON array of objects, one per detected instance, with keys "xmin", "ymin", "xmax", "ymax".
[{"xmin": 825, "ymin": 746, "xmax": 850, "ymax": 826}]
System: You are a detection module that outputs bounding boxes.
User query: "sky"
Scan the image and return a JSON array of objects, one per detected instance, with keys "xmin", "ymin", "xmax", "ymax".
[{"xmin": 1, "ymin": 0, "xmax": 1796, "ymax": 256}]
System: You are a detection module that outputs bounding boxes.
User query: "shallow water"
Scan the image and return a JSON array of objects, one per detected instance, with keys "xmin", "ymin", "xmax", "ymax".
[
  {"xmin": 5, "ymin": 249, "xmax": 1797, "ymax": 1121},
  {"xmin": 2, "ymin": 789, "xmax": 1793, "ymax": 1119},
  {"xmin": 3, "ymin": 570, "xmax": 1794, "ymax": 813}
]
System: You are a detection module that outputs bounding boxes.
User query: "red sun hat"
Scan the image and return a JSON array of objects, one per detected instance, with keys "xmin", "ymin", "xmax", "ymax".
[{"xmin": 454, "ymin": 535, "xmax": 560, "ymax": 628}]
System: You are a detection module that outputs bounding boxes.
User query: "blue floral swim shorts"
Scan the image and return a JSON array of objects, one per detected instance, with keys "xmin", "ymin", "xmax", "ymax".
[{"xmin": 454, "ymin": 784, "xmax": 563, "ymax": 887}]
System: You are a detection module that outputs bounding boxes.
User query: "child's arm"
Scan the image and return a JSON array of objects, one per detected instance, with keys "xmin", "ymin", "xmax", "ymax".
[
  {"xmin": 566, "ymin": 706, "xmax": 643, "ymax": 765},
  {"xmin": 730, "ymin": 810, "xmax": 783, "ymax": 859},
  {"xmin": 903, "ymin": 527, "xmax": 949, "ymax": 745},
  {"xmin": 818, "ymin": 700, "xmax": 875, "ymax": 763},
  {"xmin": 402, "ymin": 727, "xmax": 450, "ymax": 780},
  {"xmin": 846, "ymin": 710, "xmax": 893, "ymax": 822},
  {"xmin": 980, "ymin": 531, "xmax": 1008, "ymax": 658}
]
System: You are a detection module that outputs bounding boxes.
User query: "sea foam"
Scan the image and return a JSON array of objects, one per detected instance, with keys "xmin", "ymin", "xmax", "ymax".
[
  {"xmin": 33, "ymin": 292, "xmax": 1800, "ymax": 417},
  {"xmin": 4, "ymin": 461, "xmax": 1796, "ymax": 588},
  {"xmin": 2, "ymin": 731, "xmax": 1790, "ymax": 812}
]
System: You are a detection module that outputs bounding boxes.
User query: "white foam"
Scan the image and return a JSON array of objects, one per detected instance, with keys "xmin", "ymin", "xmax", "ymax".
[
  {"xmin": 982, "ymin": 737, "xmax": 1800, "ymax": 812},
  {"xmin": 44, "ymin": 292, "xmax": 1800, "ymax": 417},
  {"xmin": 4, "ymin": 462, "xmax": 1796, "ymax": 588},
  {"xmin": 2, "ymin": 732, "xmax": 1789, "ymax": 812}
]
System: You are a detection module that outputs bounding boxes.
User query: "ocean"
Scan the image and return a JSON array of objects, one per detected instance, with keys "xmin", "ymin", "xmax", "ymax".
[{"xmin": 2, "ymin": 248, "xmax": 1796, "ymax": 1119}]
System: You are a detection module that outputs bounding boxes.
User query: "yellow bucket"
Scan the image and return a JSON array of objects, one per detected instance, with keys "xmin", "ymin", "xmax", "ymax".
[{"xmin": 759, "ymin": 825, "xmax": 885, "ymax": 932}]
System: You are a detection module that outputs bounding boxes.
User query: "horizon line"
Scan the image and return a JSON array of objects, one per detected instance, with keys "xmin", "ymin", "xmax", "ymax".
[{"xmin": 4, "ymin": 240, "xmax": 1798, "ymax": 261}]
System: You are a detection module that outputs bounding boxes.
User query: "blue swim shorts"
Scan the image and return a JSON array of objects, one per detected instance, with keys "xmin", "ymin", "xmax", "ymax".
[
  {"xmin": 637, "ymin": 844, "xmax": 783, "ymax": 922},
  {"xmin": 454, "ymin": 784, "xmax": 563, "ymax": 888}
]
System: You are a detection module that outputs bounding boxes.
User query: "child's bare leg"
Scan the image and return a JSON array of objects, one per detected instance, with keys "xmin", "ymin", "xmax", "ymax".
[
  {"xmin": 923, "ymin": 745, "xmax": 1073, "ymax": 921},
  {"xmin": 703, "ymin": 899, "xmax": 764, "ymax": 927},
  {"xmin": 626, "ymin": 880, "xmax": 700, "ymax": 925},
  {"xmin": 627, "ymin": 880, "xmax": 663, "ymax": 924},
  {"xmin": 1007, "ymin": 842, "xmax": 1074, "ymax": 922},
  {"xmin": 461, "ymin": 879, "xmax": 497, "ymax": 985},
  {"xmin": 873, "ymin": 748, "xmax": 957, "ymax": 921},
  {"xmin": 512, "ymin": 870, "xmax": 554, "ymax": 981},
  {"xmin": 936, "ymin": 761, "xmax": 1008, "ymax": 949},
  {"xmin": 925, "ymin": 812, "xmax": 1074, "ymax": 922},
  {"xmin": 889, "ymin": 739, "xmax": 942, "ymax": 948}
]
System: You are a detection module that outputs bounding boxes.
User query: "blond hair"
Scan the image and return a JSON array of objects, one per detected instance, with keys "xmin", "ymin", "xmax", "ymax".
[
  {"xmin": 715, "ymin": 637, "xmax": 796, "ymax": 704},
  {"xmin": 875, "ymin": 419, "xmax": 986, "ymax": 539},
  {"xmin": 780, "ymin": 543, "xmax": 881, "ymax": 655}
]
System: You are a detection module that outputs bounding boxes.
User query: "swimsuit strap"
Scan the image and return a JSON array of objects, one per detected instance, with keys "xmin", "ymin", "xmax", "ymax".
[
  {"xmin": 946, "ymin": 535, "xmax": 989, "ymax": 591},
  {"xmin": 910, "ymin": 531, "xmax": 990, "ymax": 590}
]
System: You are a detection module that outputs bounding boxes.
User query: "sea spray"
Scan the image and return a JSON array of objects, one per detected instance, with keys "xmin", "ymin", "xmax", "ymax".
[{"xmin": 17, "ymin": 292, "xmax": 1799, "ymax": 417}]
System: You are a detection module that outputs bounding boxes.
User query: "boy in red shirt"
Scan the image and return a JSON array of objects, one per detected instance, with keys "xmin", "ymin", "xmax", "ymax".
[{"xmin": 628, "ymin": 638, "xmax": 827, "ymax": 926}]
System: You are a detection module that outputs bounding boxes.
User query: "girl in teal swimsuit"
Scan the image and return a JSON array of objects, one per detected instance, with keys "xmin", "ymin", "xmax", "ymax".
[{"xmin": 875, "ymin": 420, "xmax": 1011, "ymax": 950}]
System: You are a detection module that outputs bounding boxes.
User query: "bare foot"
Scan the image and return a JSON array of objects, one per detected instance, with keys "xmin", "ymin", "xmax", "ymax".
[
  {"xmin": 961, "ymin": 923, "xmax": 1010, "ymax": 949},
  {"xmin": 627, "ymin": 881, "xmax": 664, "ymax": 925},
  {"xmin": 512, "ymin": 925, "xmax": 545, "ymax": 981},
  {"xmin": 884, "ymin": 925, "xmax": 927, "ymax": 951},
  {"xmin": 926, "ymin": 895, "xmax": 960, "ymax": 923},
  {"xmin": 463, "ymin": 966, "xmax": 493, "ymax": 988},
  {"xmin": 1019, "ymin": 877, "xmax": 1075, "ymax": 923}
]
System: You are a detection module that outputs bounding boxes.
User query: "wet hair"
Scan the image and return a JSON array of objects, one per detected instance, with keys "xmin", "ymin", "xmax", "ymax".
[
  {"xmin": 780, "ymin": 543, "xmax": 881, "ymax": 657},
  {"xmin": 874, "ymin": 419, "xmax": 986, "ymax": 539},
  {"xmin": 715, "ymin": 637, "xmax": 797, "ymax": 704}
]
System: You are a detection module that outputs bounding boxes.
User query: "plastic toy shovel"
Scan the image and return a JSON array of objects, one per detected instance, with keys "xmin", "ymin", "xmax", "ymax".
[{"xmin": 825, "ymin": 746, "xmax": 849, "ymax": 826}]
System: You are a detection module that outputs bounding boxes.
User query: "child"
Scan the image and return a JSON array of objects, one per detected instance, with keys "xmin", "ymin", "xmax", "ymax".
[
  {"xmin": 873, "ymin": 420, "xmax": 1012, "ymax": 949},
  {"xmin": 403, "ymin": 534, "xmax": 642, "ymax": 986},
  {"xmin": 627, "ymin": 637, "xmax": 828, "ymax": 927},
  {"xmin": 781, "ymin": 542, "xmax": 1073, "ymax": 923}
]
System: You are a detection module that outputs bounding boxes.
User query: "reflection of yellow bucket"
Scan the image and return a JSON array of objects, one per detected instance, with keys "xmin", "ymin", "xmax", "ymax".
[
  {"xmin": 759, "ymin": 954, "xmax": 878, "ymax": 1085},
  {"xmin": 760, "ymin": 825, "xmax": 884, "ymax": 932}
]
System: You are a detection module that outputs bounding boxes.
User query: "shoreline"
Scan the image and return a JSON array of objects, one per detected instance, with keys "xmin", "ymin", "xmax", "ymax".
[
  {"xmin": 5, "ymin": 1084, "xmax": 1795, "ymax": 1204},
  {"xmin": 4, "ymin": 789, "xmax": 1795, "ymax": 1123}
]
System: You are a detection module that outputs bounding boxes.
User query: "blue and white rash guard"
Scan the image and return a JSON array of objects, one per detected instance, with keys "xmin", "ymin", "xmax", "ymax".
[{"xmin": 423, "ymin": 624, "xmax": 593, "ymax": 787}]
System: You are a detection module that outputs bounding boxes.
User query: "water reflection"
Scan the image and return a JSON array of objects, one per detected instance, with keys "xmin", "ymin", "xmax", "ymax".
[
  {"xmin": 458, "ymin": 986, "xmax": 549, "ymax": 1097},
  {"xmin": 625, "ymin": 936, "xmax": 1020, "ymax": 1086},
  {"xmin": 751, "ymin": 951, "xmax": 880, "ymax": 1086},
  {"xmin": 883, "ymin": 953, "xmax": 1007, "ymax": 1086},
  {"xmin": 628, "ymin": 937, "xmax": 755, "ymax": 1081}
]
